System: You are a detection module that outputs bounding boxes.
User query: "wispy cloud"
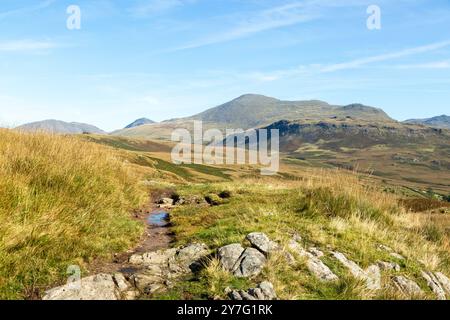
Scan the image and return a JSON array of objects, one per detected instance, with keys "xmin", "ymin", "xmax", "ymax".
[
  {"xmin": 129, "ymin": 0, "xmax": 197, "ymax": 17},
  {"xmin": 250, "ymin": 40, "xmax": 450, "ymax": 81},
  {"xmin": 322, "ymin": 40, "xmax": 450, "ymax": 72},
  {"xmin": 0, "ymin": 40, "xmax": 58, "ymax": 53},
  {"xmin": 173, "ymin": 2, "xmax": 320, "ymax": 51},
  {"xmin": 394, "ymin": 60, "xmax": 450, "ymax": 70},
  {"xmin": 171, "ymin": 0, "xmax": 375, "ymax": 51},
  {"xmin": 0, "ymin": 0, "xmax": 55, "ymax": 20}
]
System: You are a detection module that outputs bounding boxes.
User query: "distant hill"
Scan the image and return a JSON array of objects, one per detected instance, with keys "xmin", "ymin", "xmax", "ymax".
[
  {"xmin": 124, "ymin": 118, "xmax": 155, "ymax": 129},
  {"xmin": 113, "ymin": 94, "xmax": 394, "ymax": 140},
  {"xmin": 403, "ymin": 115, "xmax": 450, "ymax": 129},
  {"xmin": 16, "ymin": 120, "xmax": 106, "ymax": 135},
  {"xmin": 189, "ymin": 94, "xmax": 393, "ymax": 128}
]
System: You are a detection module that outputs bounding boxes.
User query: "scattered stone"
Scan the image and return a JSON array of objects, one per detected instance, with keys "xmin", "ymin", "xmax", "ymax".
[
  {"xmin": 228, "ymin": 281, "xmax": 277, "ymax": 301},
  {"xmin": 376, "ymin": 261, "xmax": 401, "ymax": 272},
  {"xmin": 233, "ymin": 248, "xmax": 267, "ymax": 278},
  {"xmin": 218, "ymin": 244, "xmax": 245, "ymax": 272},
  {"xmin": 157, "ymin": 198, "xmax": 174, "ymax": 208},
  {"xmin": 392, "ymin": 276, "xmax": 423, "ymax": 297},
  {"xmin": 289, "ymin": 241, "xmax": 338, "ymax": 282},
  {"xmin": 421, "ymin": 271, "xmax": 446, "ymax": 300},
  {"xmin": 331, "ymin": 251, "xmax": 381, "ymax": 290},
  {"xmin": 43, "ymin": 274, "xmax": 120, "ymax": 300},
  {"xmin": 308, "ymin": 247, "xmax": 324, "ymax": 258},
  {"xmin": 390, "ymin": 252, "xmax": 405, "ymax": 260},
  {"xmin": 246, "ymin": 232, "xmax": 279, "ymax": 255}
]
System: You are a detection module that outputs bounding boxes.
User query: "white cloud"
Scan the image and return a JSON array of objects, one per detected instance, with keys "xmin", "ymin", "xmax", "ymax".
[
  {"xmin": 394, "ymin": 60, "xmax": 450, "ymax": 70},
  {"xmin": 0, "ymin": 40, "xmax": 58, "ymax": 53},
  {"xmin": 322, "ymin": 40, "xmax": 450, "ymax": 72}
]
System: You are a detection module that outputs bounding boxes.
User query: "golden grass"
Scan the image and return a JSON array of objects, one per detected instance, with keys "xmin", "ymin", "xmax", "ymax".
[{"xmin": 0, "ymin": 129, "xmax": 147, "ymax": 299}]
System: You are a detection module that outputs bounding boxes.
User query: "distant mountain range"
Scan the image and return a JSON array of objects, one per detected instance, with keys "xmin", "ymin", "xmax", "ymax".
[
  {"xmin": 113, "ymin": 94, "xmax": 395, "ymax": 140},
  {"xmin": 403, "ymin": 115, "xmax": 450, "ymax": 129},
  {"xmin": 16, "ymin": 120, "xmax": 105, "ymax": 135},
  {"xmin": 13, "ymin": 95, "xmax": 449, "ymax": 140}
]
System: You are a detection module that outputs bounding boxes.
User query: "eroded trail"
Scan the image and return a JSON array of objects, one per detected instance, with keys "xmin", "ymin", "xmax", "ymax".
[{"xmin": 87, "ymin": 190, "xmax": 174, "ymax": 277}]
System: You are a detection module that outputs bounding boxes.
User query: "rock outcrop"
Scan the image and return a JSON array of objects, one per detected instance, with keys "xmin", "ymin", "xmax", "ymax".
[
  {"xmin": 227, "ymin": 281, "xmax": 277, "ymax": 300},
  {"xmin": 331, "ymin": 251, "xmax": 381, "ymax": 290}
]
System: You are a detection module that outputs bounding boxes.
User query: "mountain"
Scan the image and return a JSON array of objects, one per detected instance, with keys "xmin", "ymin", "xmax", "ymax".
[
  {"xmin": 189, "ymin": 94, "xmax": 393, "ymax": 128},
  {"xmin": 113, "ymin": 94, "xmax": 394, "ymax": 140},
  {"xmin": 124, "ymin": 118, "xmax": 155, "ymax": 129},
  {"xmin": 16, "ymin": 120, "xmax": 106, "ymax": 135},
  {"xmin": 403, "ymin": 115, "xmax": 450, "ymax": 129}
]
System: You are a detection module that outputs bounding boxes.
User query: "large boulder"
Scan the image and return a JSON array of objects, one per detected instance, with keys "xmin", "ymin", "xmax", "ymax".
[
  {"xmin": 246, "ymin": 233, "xmax": 279, "ymax": 255},
  {"xmin": 218, "ymin": 244, "xmax": 245, "ymax": 272},
  {"xmin": 233, "ymin": 248, "xmax": 267, "ymax": 278},
  {"xmin": 43, "ymin": 274, "xmax": 120, "ymax": 300}
]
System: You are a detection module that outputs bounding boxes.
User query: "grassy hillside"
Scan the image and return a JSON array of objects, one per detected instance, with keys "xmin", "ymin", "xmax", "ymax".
[
  {"xmin": 0, "ymin": 129, "xmax": 147, "ymax": 299},
  {"xmin": 157, "ymin": 171, "xmax": 450, "ymax": 300}
]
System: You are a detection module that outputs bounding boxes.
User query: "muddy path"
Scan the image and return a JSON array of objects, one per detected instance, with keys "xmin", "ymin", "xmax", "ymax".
[{"xmin": 87, "ymin": 189, "xmax": 176, "ymax": 276}]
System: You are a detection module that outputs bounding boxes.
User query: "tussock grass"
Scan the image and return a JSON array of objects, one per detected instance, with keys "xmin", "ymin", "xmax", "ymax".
[{"xmin": 0, "ymin": 129, "xmax": 147, "ymax": 299}]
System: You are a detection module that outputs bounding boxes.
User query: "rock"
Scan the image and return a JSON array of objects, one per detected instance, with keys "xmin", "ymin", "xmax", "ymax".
[
  {"xmin": 113, "ymin": 273, "xmax": 131, "ymax": 293},
  {"xmin": 390, "ymin": 252, "xmax": 405, "ymax": 260},
  {"xmin": 392, "ymin": 276, "xmax": 423, "ymax": 297},
  {"xmin": 421, "ymin": 271, "xmax": 446, "ymax": 300},
  {"xmin": 239, "ymin": 290, "xmax": 257, "ymax": 300},
  {"xmin": 308, "ymin": 247, "xmax": 324, "ymax": 258},
  {"xmin": 228, "ymin": 281, "xmax": 277, "ymax": 301},
  {"xmin": 218, "ymin": 244, "xmax": 245, "ymax": 272},
  {"xmin": 258, "ymin": 281, "xmax": 277, "ymax": 300},
  {"xmin": 122, "ymin": 290, "xmax": 140, "ymax": 300},
  {"xmin": 331, "ymin": 251, "xmax": 381, "ymax": 290},
  {"xmin": 233, "ymin": 248, "xmax": 267, "ymax": 278},
  {"xmin": 175, "ymin": 243, "xmax": 210, "ymax": 272},
  {"xmin": 157, "ymin": 198, "xmax": 174, "ymax": 208},
  {"xmin": 376, "ymin": 261, "xmax": 401, "ymax": 272},
  {"xmin": 435, "ymin": 272, "xmax": 450, "ymax": 295},
  {"xmin": 131, "ymin": 273, "xmax": 164, "ymax": 294},
  {"xmin": 289, "ymin": 241, "xmax": 338, "ymax": 282},
  {"xmin": 43, "ymin": 274, "xmax": 120, "ymax": 300},
  {"xmin": 246, "ymin": 232, "xmax": 279, "ymax": 255}
]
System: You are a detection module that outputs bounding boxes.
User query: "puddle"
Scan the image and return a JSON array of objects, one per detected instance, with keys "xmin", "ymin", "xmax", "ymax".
[{"xmin": 148, "ymin": 211, "xmax": 169, "ymax": 227}]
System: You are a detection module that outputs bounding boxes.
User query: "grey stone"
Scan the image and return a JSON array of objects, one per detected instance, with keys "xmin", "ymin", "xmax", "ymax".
[
  {"xmin": 289, "ymin": 241, "xmax": 338, "ymax": 282},
  {"xmin": 176, "ymin": 243, "xmax": 209, "ymax": 272},
  {"xmin": 233, "ymin": 248, "xmax": 267, "ymax": 278},
  {"xmin": 376, "ymin": 261, "xmax": 401, "ymax": 272},
  {"xmin": 43, "ymin": 274, "xmax": 120, "ymax": 300},
  {"xmin": 246, "ymin": 232, "xmax": 279, "ymax": 255},
  {"xmin": 331, "ymin": 251, "xmax": 381, "ymax": 290},
  {"xmin": 218, "ymin": 243, "xmax": 245, "ymax": 272},
  {"xmin": 113, "ymin": 273, "xmax": 131, "ymax": 293},
  {"xmin": 258, "ymin": 281, "xmax": 277, "ymax": 300},
  {"xmin": 308, "ymin": 247, "xmax": 324, "ymax": 258},
  {"xmin": 435, "ymin": 272, "xmax": 450, "ymax": 295},
  {"xmin": 421, "ymin": 271, "xmax": 446, "ymax": 300},
  {"xmin": 392, "ymin": 276, "xmax": 423, "ymax": 297}
]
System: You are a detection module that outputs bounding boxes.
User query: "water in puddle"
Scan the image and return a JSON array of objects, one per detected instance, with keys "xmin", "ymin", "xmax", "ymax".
[{"xmin": 148, "ymin": 211, "xmax": 169, "ymax": 227}]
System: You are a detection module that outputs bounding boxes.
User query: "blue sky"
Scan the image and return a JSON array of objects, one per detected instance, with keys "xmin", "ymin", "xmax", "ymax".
[{"xmin": 0, "ymin": 0, "xmax": 449, "ymax": 131}]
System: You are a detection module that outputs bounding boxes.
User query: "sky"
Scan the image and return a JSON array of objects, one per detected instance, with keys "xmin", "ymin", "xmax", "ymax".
[{"xmin": 0, "ymin": 0, "xmax": 449, "ymax": 131}]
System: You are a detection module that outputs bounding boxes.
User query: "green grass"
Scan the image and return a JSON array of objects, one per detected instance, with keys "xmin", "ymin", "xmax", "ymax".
[{"xmin": 166, "ymin": 174, "xmax": 448, "ymax": 300}]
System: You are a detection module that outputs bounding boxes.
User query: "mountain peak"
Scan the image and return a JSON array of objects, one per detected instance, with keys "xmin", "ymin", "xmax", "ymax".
[
  {"xmin": 124, "ymin": 118, "xmax": 155, "ymax": 129},
  {"xmin": 15, "ymin": 120, "xmax": 105, "ymax": 134}
]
